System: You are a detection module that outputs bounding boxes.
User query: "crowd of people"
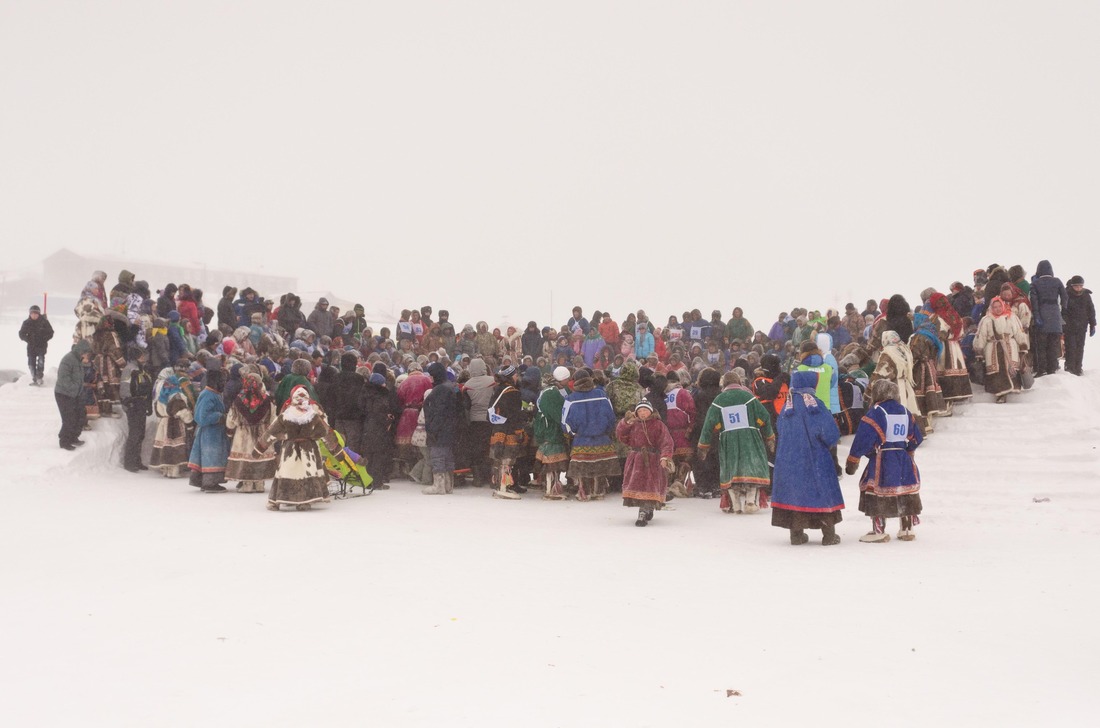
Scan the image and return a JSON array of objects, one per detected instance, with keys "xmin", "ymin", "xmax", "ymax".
[{"xmin": 21, "ymin": 259, "xmax": 1096, "ymax": 536}]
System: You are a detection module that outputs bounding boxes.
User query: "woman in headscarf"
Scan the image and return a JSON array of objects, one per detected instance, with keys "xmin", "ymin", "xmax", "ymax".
[
  {"xmin": 255, "ymin": 385, "xmax": 341, "ymax": 511},
  {"xmin": 908, "ymin": 311, "xmax": 947, "ymax": 433},
  {"xmin": 617, "ymin": 399, "xmax": 675, "ymax": 527},
  {"xmin": 927, "ymin": 292, "xmax": 973, "ymax": 407},
  {"xmin": 150, "ymin": 369, "xmax": 194, "ymax": 478},
  {"xmin": 188, "ymin": 369, "xmax": 230, "ymax": 492},
  {"xmin": 225, "ymin": 372, "xmax": 277, "ymax": 493},
  {"xmin": 973, "ymin": 296, "xmax": 1030, "ymax": 403},
  {"xmin": 845, "ymin": 379, "xmax": 923, "ymax": 543},
  {"xmin": 771, "ymin": 370, "xmax": 844, "ymax": 545},
  {"xmin": 872, "ymin": 330, "xmax": 923, "ymax": 431}
]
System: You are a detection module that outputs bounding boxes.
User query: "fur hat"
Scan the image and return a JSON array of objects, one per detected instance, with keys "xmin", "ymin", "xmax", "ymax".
[
  {"xmin": 1068, "ymin": 275, "xmax": 1085, "ymax": 286},
  {"xmin": 552, "ymin": 366, "xmax": 571, "ymax": 382}
]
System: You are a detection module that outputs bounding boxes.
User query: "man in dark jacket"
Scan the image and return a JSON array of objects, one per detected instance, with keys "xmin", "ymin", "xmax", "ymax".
[
  {"xmin": 361, "ymin": 372, "xmax": 400, "ymax": 486},
  {"xmin": 422, "ymin": 362, "xmax": 462, "ymax": 494},
  {"xmin": 1030, "ymin": 260, "xmax": 1068, "ymax": 376},
  {"xmin": 277, "ymin": 294, "xmax": 306, "ymax": 338},
  {"xmin": 330, "ymin": 352, "xmax": 366, "ymax": 452},
  {"xmin": 948, "ymin": 283, "xmax": 975, "ymax": 321},
  {"xmin": 235, "ymin": 288, "xmax": 266, "ymax": 328},
  {"xmin": 1063, "ymin": 275, "xmax": 1096, "ymax": 376},
  {"xmin": 156, "ymin": 283, "xmax": 178, "ymax": 318},
  {"xmin": 216, "ymin": 286, "xmax": 238, "ymax": 333},
  {"xmin": 54, "ymin": 340, "xmax": 92, "ymax": 450},
  {"xmin": 19, "ymin": 304, "xmax": 54, "ymax": 385},
  {"xmin": 307, "ymin": 298, "xmax": 335, "ymax": 341}
]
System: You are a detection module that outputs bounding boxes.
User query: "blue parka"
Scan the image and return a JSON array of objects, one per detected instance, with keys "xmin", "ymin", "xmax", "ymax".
[
  {"xmin": 562, "ymin": 383, "xmax": 617, "ymax": 447},
  {"xmin": 846, "ymin": 398, "xmax": 922, "ymax": 495},
  {"xmin": 188, "ymin": 387, "xmax": 228, "ymax": 474},
  {"xmin": 771, "ymin": 373, "xmax": 844, "ymax": 514},
  {"xmin": 1030, "ymin": 260, "xmax": 1068, "ymax": 334}
]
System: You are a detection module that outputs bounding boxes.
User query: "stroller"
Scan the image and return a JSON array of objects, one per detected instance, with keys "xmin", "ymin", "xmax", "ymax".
[{"xmin": 320, "ymin": 431, "xmax": 374, "ymax": 499}]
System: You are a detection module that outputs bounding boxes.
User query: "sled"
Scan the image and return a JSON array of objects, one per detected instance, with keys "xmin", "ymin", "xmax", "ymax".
[{"xmin": 321, "ymin": 431, "xmax": 374, "ymax": 499}]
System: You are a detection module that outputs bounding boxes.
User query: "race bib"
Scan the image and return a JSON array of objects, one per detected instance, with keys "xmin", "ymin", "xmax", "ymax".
[
  {"xmin": 884, "ymin": 413, "xmax": 908, "ymax": 442},
  {"xmin": 690, "ymin": 326, "xmax": 703, "ymax": 340},
  {"xmin": 669, "ymin": 329, "xmax": 683, "ymax": 341},
  {"xmin": 720, "ymin": 404, "xmax": 750, "ymax": 431},
  {"xmin": 398, "ymin": 321, "xmax": 413, "ymax": 334},
  {"xmin": 412, "ymin": 323, "xmax": 424, "ymax": 336},
  {"xmin": 487, "ymin": 407, "xmax": 507, "ymax": 425},
  {"xmin": 665, "ymin": 392, "xmax": 678, "ymax": 410}
]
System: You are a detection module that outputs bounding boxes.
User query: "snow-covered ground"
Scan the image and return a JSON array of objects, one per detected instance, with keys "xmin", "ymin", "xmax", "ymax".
[{"xmin": 2, "ymin": 316, "xmax": 1098, "ymax": 727}]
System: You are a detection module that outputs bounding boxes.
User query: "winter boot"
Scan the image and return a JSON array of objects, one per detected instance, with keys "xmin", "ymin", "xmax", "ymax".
[
  {"xmin": 544, "ymin": 472, "xmax": 565, "ymax": 500},
  {"xmin": 575, "ymin": 479, "xmax": 590, "ymax": 502},
  {"xmin": 295, "ymin": 503, "xmax": 312, "ymax": 511},
  {"xmin": 422, "ymin": 473, "xmax": 446, "ymax": 495},
  {"xmin": 790, "ymin": 529, "xmax": 809, "ymax": 545},
  {"xmin": 821, "ymin": 523, "xmax": 841, "ymax": 546},
  {"xmin": 897, "ymin": 516, "xmax": 916, "ymax": 541},
  {"xmin": 444, "ymin": 472, "xmax": 454, "ymax": 494},
  {"xmin": 743, "ymin": 488, "xmax": 760, "ymax": 514},
  {"xmin": 590, "ymin": 477, "xmax": 606, "ymax": 500},
  {"xmin": 859, "ymin": 532, "xmax": 890, "ymax": 543},
  {"xmin": 492, "ymin": 482, "xmax": 521, "ymax": 499},
  {"xmin": 635, "ymin": 508, "xmax": 649, "ymax": 527},
  {"xmin": 266, "ymin": 501, "xmax": 280, "ymax": 511}
]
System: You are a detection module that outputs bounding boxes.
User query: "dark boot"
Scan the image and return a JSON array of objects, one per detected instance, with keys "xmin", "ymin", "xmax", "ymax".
[
  {"xmin": 635, "ymin": 507, "xmax": 649, "ymax": 527},
  {"xmin": 822, "ymin": 523, "xmax": 841, "ymax": 546},
  {"xmin": 790, "ymin": 528, "xmax": 809, "ymax": 545}
]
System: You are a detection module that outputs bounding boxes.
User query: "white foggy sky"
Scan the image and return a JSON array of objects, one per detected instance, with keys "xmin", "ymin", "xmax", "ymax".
[{"xmin": 2, "ymin": 1, "xmax": 1098, "ymax": 330}]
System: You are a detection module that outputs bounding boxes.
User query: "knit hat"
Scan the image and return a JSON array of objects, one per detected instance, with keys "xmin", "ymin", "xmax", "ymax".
[
  {"xmin": 29, "ymin": 305, "xmax": 41, "ymax": 314},
  {"xmin": 369, "ymin": 373, "xmax": 386, "ymax": 386},
  {"xmin": 168, "ymin": 311, "xmax": 180, "ymax": 322},
  {"xmin": 634, "ymin": 399, "xmax": 655, "ymax": 414},
  {"xmin": 552, "ymin": 366, "xmax": 571, "ymax": 382},
  {"xmin": 497, "ymin": 364, "xmax": 517, "ymax": 378},
  {"xmin": 1068, "ymin": 275, "xmax": 1085, "ymax": 286}
]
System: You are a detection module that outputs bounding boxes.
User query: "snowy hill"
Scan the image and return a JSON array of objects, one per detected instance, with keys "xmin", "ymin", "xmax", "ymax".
[{"xmin": 2, "ymin": 319, "xmax": 1099, "ymax": 727}]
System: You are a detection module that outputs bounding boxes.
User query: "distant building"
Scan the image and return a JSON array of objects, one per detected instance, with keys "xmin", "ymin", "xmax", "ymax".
[{"xmin": 2, "ymin": 248, "xmax": 297, "ymax": 313}]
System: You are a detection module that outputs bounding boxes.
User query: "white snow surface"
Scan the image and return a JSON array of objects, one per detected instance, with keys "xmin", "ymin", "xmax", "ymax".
[{"xmin": 3, "ymin": 317, "xmax": 1099, "ymax": 727}]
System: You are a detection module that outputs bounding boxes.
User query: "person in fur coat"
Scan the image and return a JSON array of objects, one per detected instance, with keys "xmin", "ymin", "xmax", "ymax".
[
  {"xmin": 617, "ymin": 399, "xmax": 675, "ymax": 527},
  {"xmin": 151, "ymin": 370, "xmax": 194, "ymax": 478},
  {"xmin": 927, "ymin": 292, "xmax": 972, "ymax": 406},
  {"xmin": 563, "ymin": 368, "xmax": 620, "ymax": 501},
  {"xmin": 845, "ymin": 379, "xmax": 923, "ymax": 543},
  {"xmin": 662, "ymin": 374, "xmax": 696, "ymax": 498},
  {"xmin": 771, "ymin": 370, "xmax": 845, "ymax": 545},
  {"xmin": 188, "ymin": 369, "xmax": 229, "ymax": 492},
  {"xmin": 256, "ymin": 385, "xmax": 341, "ymax": 511},
  {"xmin": 697, "ymin": 369, "xmax": 775, "ymax": 514},
  {"xmin": 973, "ymin": 296, "xmax": 1030, "ymax": 403},
  {"xmin": 225, "ymin": 372, "xmax": 277, "ymax": 493},
  {"xmin": 872, "ymin": 330, "xmax": 923, "ymax": 430}
]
